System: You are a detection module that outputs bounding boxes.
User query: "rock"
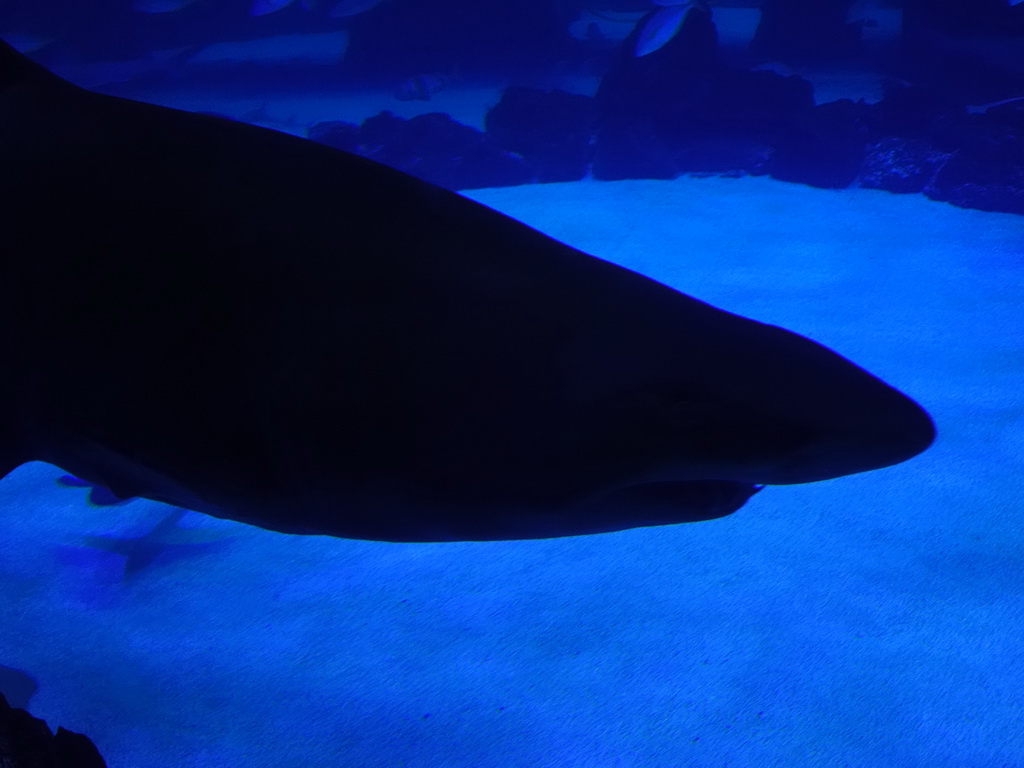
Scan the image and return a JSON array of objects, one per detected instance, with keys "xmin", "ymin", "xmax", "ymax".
[
  {"xmin": 708, "ymin": 68, "xmax": 815, "ymax": 138},
  {"xmin": 593, "ymin": 5, "xmax": 811, "ymax": 180},
  {"xmin": 592, "ymin": 118, "xmax": 678, "ymax": 181},
  {"xmin": 769, "ymin": 99, "xmax": 871, "ymax": 189},
  {"xmin": 926, "ymin": 155, "xmax": 1024, "ymax": 214},
  {"xmin": 359, "ymin": 111, "xmax": 531, "ymax": 190},
  {"xmin": 859, "ymin": 93, "xmax": 1024, "ymax": 211},
  {"xmin": 484, "ymin": 87, "xmax": 596, "ymax": 183},
  {"xmin": 592, "ymin": 3, "xmax": 718, "ymax": 180},
  {"xmin": 869, "ymin": 84, "xmax": 966, "ymax": 139},
  {"xmin": 861, "ymin": 137, "xmax": 951, "ymax": 194},
  {"xmin": 0, "ymin": 692, "xmax": 107, "ymax": 768},
  {"xmin": 672, "ymin": 137, "xmax": 772, "ymax": 177},
  {"xmin": 307, "ymin": 120, "xmax": 360, "ymax": 153},
  {"xmin": 924, "ymin": 136, "xmax": 1024, "ymax": 214},
  {"xmin": 311, "ymin": 113, "xmax": 532, "ymax": 190},
  {"xmin": 916, "ymin": 101, "xmax": 1024, "ymax": 214}
]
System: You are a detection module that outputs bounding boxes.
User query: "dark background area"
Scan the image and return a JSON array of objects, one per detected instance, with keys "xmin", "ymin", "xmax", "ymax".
[{"xmin": 2, "ymin": 0, "xmax": 1023, "ymax": 84}]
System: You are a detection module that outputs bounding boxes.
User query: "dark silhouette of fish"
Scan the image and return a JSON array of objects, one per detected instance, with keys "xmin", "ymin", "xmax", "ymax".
[
  {"xmin": 133, "ymin": 0, "xmax": 202, "ymax": 12},
  {"xmin": 0, "ymin": 39, "xmax": 934, "ymax": 542}
]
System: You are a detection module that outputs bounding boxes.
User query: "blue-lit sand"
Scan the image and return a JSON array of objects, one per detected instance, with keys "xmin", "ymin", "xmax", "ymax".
[{"xmin": 2, "ymin": 174, "xmax": 1022, "ymax": 767}]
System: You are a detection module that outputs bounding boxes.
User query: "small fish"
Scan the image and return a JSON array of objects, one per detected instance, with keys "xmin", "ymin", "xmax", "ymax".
[
  {"xmin": 132, "ymin": 0, "xmax": 201, "ymax": 13},
  {"xmin": 327, "ymin": 0, "xmax": 388, "ymax": 18},
  {"xmin": 250, "ymin": 0, "xmax": 299, "ymax": 16},
  {"xmin": 634, "ymin": 3, "xmax": 691, "ymax": 57},
  {"xmin": 189, "ymin": 31, "xmax": 349, "ymax": 66},
  {"xmin": 966, "ymin": 95, "xmax": 1024, "ymax": 114}
]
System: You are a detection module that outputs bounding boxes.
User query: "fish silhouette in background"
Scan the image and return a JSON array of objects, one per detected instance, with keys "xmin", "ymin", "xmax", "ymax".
[
  {"xmin": 0, "ymin": 39, "xmax": 934, "ymax": 543},
  {"xmin": 250, "ymin": 0, "xmax": 302, "ymax": 16},
  {"xmin": 134, "ymin": 0, "xmax": 387, "ymax": 16},
  {"xmin": 187, "ymin": 31, "xmax": 349, "ymax": 67},
  {"xmin": 248, "ymin": 0, "xmax": 389, "ymax": 16},
  {"xmin": 634, "ymin": 0, "xmax": 711, "ymax": 56},
  {"xmin": 132, "ymin": 0, "xmax": 203, "ymax": 13}
]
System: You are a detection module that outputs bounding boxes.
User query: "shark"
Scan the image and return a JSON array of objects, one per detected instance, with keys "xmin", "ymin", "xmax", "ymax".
[{"xmin": 0, "ymin": 39, "xmax": 934, "ymax": 542}]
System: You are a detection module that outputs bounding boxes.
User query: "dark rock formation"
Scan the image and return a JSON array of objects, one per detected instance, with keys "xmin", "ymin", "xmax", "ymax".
[
  {"xmin": 308, "ymin": 112, "xmax": 531, "ymax": 191},
  {"xmin": 297, "ymin": 21, "xmax": 1024, "ymax": 214},
  {"xmin": 358, "ymin": 111, "xmax": 531, "ymax": 190},
  {"xmin": 926, "ymin": 151, "xmax": 1024, "ymax": 214},
  {"xmin": 861, "ymin": 137, "xmax": 951, "ymax": 195},
  {"xmin": 591, "ymin": 118, "xmax": 678, "ymax": 181},
  {"xmin": 307, "ymin": 120, "xmax": 360, "ymax": 154},
  {"xmin": 858, "ymin": 85, "xmax": 1024, "ymax": 213},
  {"xmin": 769, "ymin": 99, "xmax": 872, "ymax": 189},
  {"xmin": 593, "ymin": 3, "xmax": 718, "ymax": 180},
  {"xmin": 485, "ymin": 87, "xmax": 596, "ymax": 183},
  {"xmin": 0, "ymin": 692, "xmax": 107, "ymax": 768},
  {"xmin": 593, "ymin": 5, "xmax": 812, "ymax": 181},
  {"xmin": 923, "ymin": 102, "xmax": 1024, "ymax": 215},
  {"xmin": 869, "ymin": 84, "xmax": 966, "ymax": 139}
]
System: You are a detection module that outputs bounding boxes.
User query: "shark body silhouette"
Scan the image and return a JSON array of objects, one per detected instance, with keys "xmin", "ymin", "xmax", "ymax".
[{"xmin": 0, "ymin": 41, "xmax": 933, "ymax": 542}]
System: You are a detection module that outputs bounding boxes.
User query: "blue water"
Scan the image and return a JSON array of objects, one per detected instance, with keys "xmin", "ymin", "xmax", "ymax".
[{"xmin": 2, "ymin": 2, "xmax": 1024, "ymax": 766}]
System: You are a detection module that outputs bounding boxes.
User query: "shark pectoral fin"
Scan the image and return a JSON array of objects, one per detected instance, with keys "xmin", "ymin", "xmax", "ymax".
[
  {"xmin": 603, "ymin": 479, "xmax": 763, "ymax": 523},
  {"xmin": 560, "ymin": 480, "xmax": 763, "ymax": 537}
]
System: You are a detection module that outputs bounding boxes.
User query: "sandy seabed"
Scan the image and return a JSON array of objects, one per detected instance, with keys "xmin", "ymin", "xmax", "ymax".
[{"xmin": 2, "ymin": 173, "xmax": 1023, "ymax": 768}]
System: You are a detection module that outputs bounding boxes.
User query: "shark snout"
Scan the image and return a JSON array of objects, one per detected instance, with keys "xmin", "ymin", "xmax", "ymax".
[
  {"xmin": 654, "ymin": 372, "xmax": 935, "ymax": 488},
  {"xmin": 722, "ymin": 383, "xmax": 936, "ymax": 486},
  {"xmin": 770, "ymin": 394, "xmax": 936, "ymax": 485}
]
